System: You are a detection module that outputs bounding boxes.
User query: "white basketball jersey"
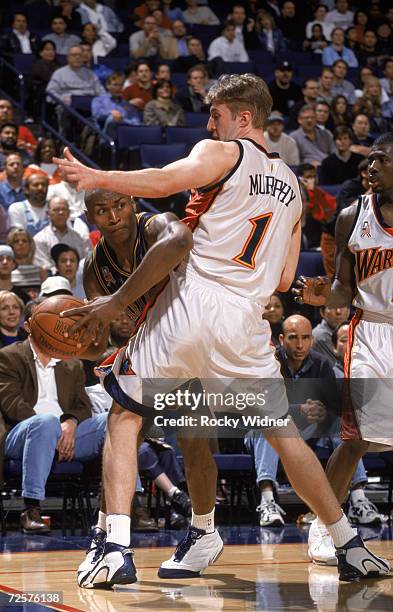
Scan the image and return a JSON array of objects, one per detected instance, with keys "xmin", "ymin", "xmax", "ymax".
[
  {"xmin": 183, "ymin": 138, "xmax": 302, "ymax": 307},
  {"xmin": 348, "ymin": 193, "xmax": 393, "ymax": 321}
]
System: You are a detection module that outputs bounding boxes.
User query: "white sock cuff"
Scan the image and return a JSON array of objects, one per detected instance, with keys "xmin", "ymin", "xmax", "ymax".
[
  {"xmin": 326, "ymin": 512, "xmax": 356, "ymax": 548},
  {"xmin": 106, "ymin": 514, "xmax": 131, "ymax": 547},
  {"xmin": 191, "ymin": 508, "xmax": 215, "ymax": 533},
  {"xmin": 97, "ymin": 510, "xmax": 107, "ymax": 532}
]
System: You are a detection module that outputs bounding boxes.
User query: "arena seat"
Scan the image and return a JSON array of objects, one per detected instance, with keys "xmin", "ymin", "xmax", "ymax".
[
  {"xmin": 184, "ymin": 112, "xmax": 209, "ymax": 127},
  {"xmin": 140, "ymin": 143, "xmax": 187, "ymax": 168},
  {"xmin": 117, "ymin": 125, "xmax": 163, "ymax": 149},
  {"xmin": 297, "ymin": 251, "xmax": 325, "ymax": 277},
  {"xmin": 166, "ymin": 126, "xmax": 210, "ymax": 145},
  {"xmin": 71, "ymin": 95, "xmax": 94, "ymax": 114},
  {"xmin": 13, "ymin": 54, "xmax": 34, "ymax": 75},
  {"xmin": 222, "ymin": 61, "xmax": 254, "ymax": 75},
  {"xmin": 1, "ymin": 459, "xmax": 90, "ymax": 536}
]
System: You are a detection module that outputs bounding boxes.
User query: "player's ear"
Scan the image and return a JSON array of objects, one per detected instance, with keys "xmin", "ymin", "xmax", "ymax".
[
  {"xmin": 24, "ymin": 318, "xmax": 31, "ymax": 334},
  {"xmin": 279, "ymin": 334, "xmax": 284, "ymax": 346}
]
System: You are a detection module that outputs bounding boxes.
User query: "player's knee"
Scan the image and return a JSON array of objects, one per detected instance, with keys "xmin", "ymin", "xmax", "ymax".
[{"xmin": 341, "ymin": 439, "xmax": 369, "ymax": 459}]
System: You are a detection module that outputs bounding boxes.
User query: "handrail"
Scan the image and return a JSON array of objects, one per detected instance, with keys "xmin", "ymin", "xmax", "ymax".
[
  {"xmin": 0, "ymin": 56, "xmax": 25, "ymax": 120},
  {"xmin": 43, "ymin": 92, "xmax": 117, "ymax": 169}
]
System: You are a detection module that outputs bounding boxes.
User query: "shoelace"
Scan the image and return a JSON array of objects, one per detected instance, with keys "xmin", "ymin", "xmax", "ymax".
[
  {"xmin": 256, "ymin": 501, "xmax": 286, "ymax": 517},
  {"xmin": 173, "ymin": 527, "xmax": 204, "ymax": 561},
  {"xmin": 352, "ymin": 499, "xmax": 380, "ymax": 516},
  {"xmin": 87, "ymin": 530, "xmax": 106, "ymax": 562}
]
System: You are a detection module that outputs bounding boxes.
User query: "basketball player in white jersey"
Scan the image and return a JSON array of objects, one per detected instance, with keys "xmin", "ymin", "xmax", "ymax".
[
  {"xmin": 294, "ymin": 132, "xmax": 393, "ymax": 565},
  {"xmin": 54, "ymin": 75, "xmax": 389, "ymax": 588}
]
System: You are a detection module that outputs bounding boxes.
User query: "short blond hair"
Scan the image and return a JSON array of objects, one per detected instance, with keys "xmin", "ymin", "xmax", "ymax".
[
  {"xmin": 206, "ymin": 73, "xmax": 272, "ymax": 129},
  {"xmin": 0, "ymin": 290, "xmax": 24, "ymax": 314}
]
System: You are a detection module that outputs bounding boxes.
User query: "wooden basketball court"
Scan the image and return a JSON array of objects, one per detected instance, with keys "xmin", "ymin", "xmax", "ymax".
[{"xmin": 1, "ymin": 535, "xmax": 392, "ymax": 611}]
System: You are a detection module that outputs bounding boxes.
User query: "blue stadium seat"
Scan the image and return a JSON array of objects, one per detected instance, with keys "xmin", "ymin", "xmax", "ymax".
[
  {"xmin": 276, "ymin": 51, "xmax": 321, "ymax": 66},
  {"xmin": 184, "ymin": 112, "xmax": 209, "ymax": 127},
  {"xmin": 97, "ymin": 56, "xmax": 129, "ymax": 71},
  {"xmin": 140, "ymin": 143, "xmax": 187, "ymax": 168},
  {"xmin": 297, "ymin": 251, "xmax": 325, "ymax": 277},
  {"xmin": 117, "ymin": 125, "xmax": 163, "ymax": 149},
  {"xmin": 166, "ymin": 126, "xmax": 210, "ymax": 145},
  {"xmin": 71, "ymin": 95, "xmax": 94, "ymax": 114},
  {"xmin": 320, "ymin": 184, "xmax": 341, "ymax": 196},
  {"xmin": 13, "ymin": 54, "xmax": 34, "ymax": 75},
  {"xmin": 189, "ymin": 24, "xmax": 221, "ymax": 45},
  {"xmin": 248, "ymin": 50, "xmax": 273, "ymax": 66},
  {"xmin": 223, "ymin": 61, "xmax": 254, "ymax": 75},
  {"xmin": 171, "ymin": 72, "xmax": 187, "ymax": 88}
]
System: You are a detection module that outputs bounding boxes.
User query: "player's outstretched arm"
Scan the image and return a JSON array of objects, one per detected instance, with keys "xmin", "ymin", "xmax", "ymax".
[
  {"xmin": 293, "ymin": 204, "xmax": 357, "ymax": 307},
  {"xmin": 54, "ymin": 140, "xmax": 238, "ymax": 197},
  {"xmin": 326, "ymin": 204, "xmax": 357, "ymax": 309}
]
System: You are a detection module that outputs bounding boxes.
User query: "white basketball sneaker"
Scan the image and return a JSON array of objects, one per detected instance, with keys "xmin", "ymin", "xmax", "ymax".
[
  {"xmin": 308, "ymin": 519, "xmax": 337, "ymax": 566},
  {"xmin": 336, "ymin": 534, "xmax": 391, "ymax": 581},
  {"xmin": 77, "ymin": 527, "xmax": 106, "ymax": 587},
  {"xmin": 78, "ymin": 542, "xmax": 137, "ymax": 589},
  {"xmin": 158, "ymin": 526, "xmax": 224, "ymax": 578}
]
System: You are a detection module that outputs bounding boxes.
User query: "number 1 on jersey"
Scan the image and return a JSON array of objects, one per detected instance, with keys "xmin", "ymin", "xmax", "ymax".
[{"xmin": 233, "ymin": 213, "xmax": 273, "ymax": 270}]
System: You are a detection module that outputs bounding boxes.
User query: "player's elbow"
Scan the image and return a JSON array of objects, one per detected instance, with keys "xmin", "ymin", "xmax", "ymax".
[{"xmin": 171, "ymin": 225, "xmax": 193, "ymax": 256}]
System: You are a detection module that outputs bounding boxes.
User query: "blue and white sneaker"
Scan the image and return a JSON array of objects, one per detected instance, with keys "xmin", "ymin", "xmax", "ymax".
[
  {"xmin": 78, "ymin": 542, "xmax": 137, "ymax": 589},
  {"xmin": 336, "ymin": 534, "xmax": 391, "ymax": 582},
  {"xmin": 158, "ymin": 526, "xmax": 223, "ymax": 579},
  {"xmin": 77, "ymin": 527, "xmax": 106, "ymax": 587}
]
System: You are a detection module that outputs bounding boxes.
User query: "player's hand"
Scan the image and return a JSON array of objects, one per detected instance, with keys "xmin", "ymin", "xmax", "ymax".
[
  {"xmin": 60, "ymin": 294, "xmax": 123, "ymax": 344},
  {"xmin": 292, "ymin": 275, "xmax": 331, "ymax": 306},
  {"xmin": 53, "ymin": 147, "xmax": 99, "ymax": 191},
  {"xmin": 57, "ymin": 419, "xmax": 77, "ymax": 461},
  {"xmin": 300, "ymin": 399, "xmax": 326, "ymax": 423}
]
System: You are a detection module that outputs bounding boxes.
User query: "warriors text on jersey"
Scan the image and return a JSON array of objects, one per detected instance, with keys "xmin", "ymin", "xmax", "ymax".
[
  {"xmin": 91, "ymin": 212, "xmax": 155, "ymax": 320},
  {"xmin": 348, "ymin": 194, "xmax": 393, "ymax": 321},
  {"xmin": 182, "ymin": 138, "xmax": 302, "ymax": 307}
]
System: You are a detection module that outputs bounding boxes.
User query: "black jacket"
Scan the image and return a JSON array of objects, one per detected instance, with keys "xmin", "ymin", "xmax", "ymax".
[{"xmin": 0, "ymin": 31, "xmax": 40, "ymax": 60}]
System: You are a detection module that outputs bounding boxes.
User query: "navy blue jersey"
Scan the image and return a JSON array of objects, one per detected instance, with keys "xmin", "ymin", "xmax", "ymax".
[{"xmin": 91, "ymin": 212, "xmax": 155, "ymax": 320}]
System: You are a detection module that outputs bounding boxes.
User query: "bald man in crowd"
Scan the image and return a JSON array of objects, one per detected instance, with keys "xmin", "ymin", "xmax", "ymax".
[{"xmin": 245, "ymin": 314, "xmax": 338, "ymax": 527}]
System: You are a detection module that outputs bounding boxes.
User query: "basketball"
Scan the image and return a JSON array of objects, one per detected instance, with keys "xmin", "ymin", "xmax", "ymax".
[{"xmin": 30, "ymin": 295, "xmax": 91, "ymax": 360}]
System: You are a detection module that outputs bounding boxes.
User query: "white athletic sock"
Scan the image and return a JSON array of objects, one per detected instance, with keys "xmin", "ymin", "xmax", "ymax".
[
  {"xmin": 167, "ymin": 486, "xmax": 180, "ymax": 499},
  {"xmin": 106, "ymin": 514, "xmax": 131, "ymax": 547},
  {"xmin": 97, "ymin": 510, "xmax": 107, "ymax": 532},
  {"xmin": 261, "ymin": 489, "xmax": 274, "ymax": 504},
  {"xmin": 326, "ymin": 513, "xmax": 356, "ymax": 548},
  {"xmin": 191, "ymin": 509, "xmax": 215, "ymax": 533},
  {"xmin": 350, "ymin": 488, "xmax": 366, "ymax": 504}
]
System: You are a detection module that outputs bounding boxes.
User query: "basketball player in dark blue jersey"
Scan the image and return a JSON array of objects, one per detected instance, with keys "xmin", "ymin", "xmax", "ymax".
[{"xmin": 77, "ymin": 188, "xmax": 194, "ymax": 585}]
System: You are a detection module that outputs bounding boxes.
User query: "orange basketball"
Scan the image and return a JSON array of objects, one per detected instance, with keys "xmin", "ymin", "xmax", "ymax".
[{"xmin": 30, "ymin": 295, "xmax": 91, "ymax": 360}]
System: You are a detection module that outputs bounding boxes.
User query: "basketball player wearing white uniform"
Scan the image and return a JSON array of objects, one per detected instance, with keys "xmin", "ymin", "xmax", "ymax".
[
  {"xmin": 294, "ymin": 133, "xmax": 393, "ymax": 566},
  {"xmin": 55, "ymin": 75, "xmax": 390, "ymax": 588}
]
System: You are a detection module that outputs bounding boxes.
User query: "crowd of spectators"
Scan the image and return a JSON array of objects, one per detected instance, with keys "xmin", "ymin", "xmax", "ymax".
[{"xmin": 0, "ymin": 0, "xmax": 392, "ymax": 532}]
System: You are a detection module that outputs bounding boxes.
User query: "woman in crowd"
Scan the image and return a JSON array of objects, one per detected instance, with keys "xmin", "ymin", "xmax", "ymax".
[
  {"xmin": 8, "ymin": 228, "xmax": 47, "ymax": 300},
  {"xmin": 0, "ymin": 290, "xmax": 27, "ymax": 348},
  {"xmin": 31, "ymin": 40, "xmax": 61, "ymax": 118},
  {"xmin": 352, "ymin": 77, "xmax": 389, "ymax": 132},
  {"xmin": 303, "ymin": 23, "xmax": 328, "ymax": 54},
  {"xmin": 255, "ymin": 10, "xmax": 286, "ymax": 55},
  {"xmin": 330, "ymin": 95, "xmax": 352, "ymax": 129},
  {"xmin": 143, "ymin": 80, "xmax": 184, "ymax": 127},
  {"xmin": 353, "ymin": 9, "xmax": 369, "ymax": 46},
  {"xmin": 263, "ymin": 293, "xmax": 285, "ymax": 349},
  {"xmin": 24, "ymin": 137, "xmax": 62, "ymax": 184}
]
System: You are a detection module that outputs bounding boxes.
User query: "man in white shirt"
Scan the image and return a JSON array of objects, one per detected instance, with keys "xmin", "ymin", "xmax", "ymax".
[
  {"xmin": 8, "ymin": 173, "xmax": 49, "ymax": 237},
  {"xmin": 34, "ymin": 196, "xmax": 91, "ymax": 273},
  {"xmin": 0, "ymin": 298, "xmax": 107, "ymax": 533},
  {"xmin": 77, "ymin": 0, "xmax": 123, "ymax": 33},
  {"xmin": 208, "ymin": 22, "xmax": 249, "ymax": 63},
  {"xmin": 325, "ymin": 0, "xmax": 354, "ymax": 30},
  {"xmin": 263, "ymin": 112, "xmax": 300, "ymax": 166},
  {"xmin": 0, "ymin": 12, "xmax": 40, "ymax": 58}
]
